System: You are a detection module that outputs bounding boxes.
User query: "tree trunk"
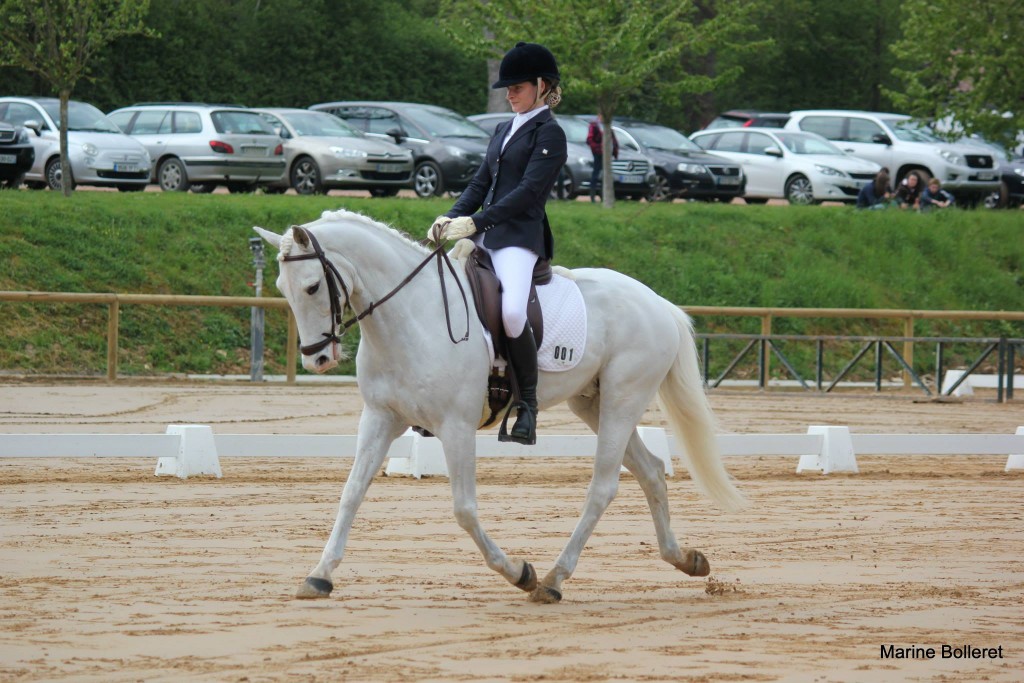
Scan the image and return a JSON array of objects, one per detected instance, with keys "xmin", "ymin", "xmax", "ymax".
[
  {"xmin": 599, "ymin": 109, "xmax": 615, "ymax": 208},
  {"xmin": 486, "ymin": 59, "xmax": 508, "ymax": 113},
  {"xmin": 59, "ymin": 90, "xmax": 72, "ymax": 197}
]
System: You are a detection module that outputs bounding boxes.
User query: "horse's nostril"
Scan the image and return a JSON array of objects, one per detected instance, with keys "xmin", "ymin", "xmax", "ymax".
[{"xmin": 316, "ymin": 355, "xmax": 329, "ymax": 367}]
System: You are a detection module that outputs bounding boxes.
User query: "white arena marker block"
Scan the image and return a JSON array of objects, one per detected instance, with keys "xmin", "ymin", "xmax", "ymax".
[
  {"xmin": 941, "ymin": 369, "xmax": 974, "ymax": 397},
  {"xmin": 637, "ymin": 427, "xmax": 674, "ymax": 477},
  {"xmin": 385, "ymin": 429, "xmax": 448, "ymax": 479},
  {"xmin": 155, "ymin": 425, "xmax": 222, "ymax": 479},
  {"xmin": 1006, "ymin": 426, "xmax": 1024, "ymax": 472},
  {"xmin": 797, "ymin": 426, "xmax": 858, "ymax": 474}
]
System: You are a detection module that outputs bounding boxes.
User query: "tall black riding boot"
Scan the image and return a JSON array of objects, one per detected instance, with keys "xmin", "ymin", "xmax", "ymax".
[{"xmin": 502, "ymin": 323, "xmax": 539, "ymax": 445}]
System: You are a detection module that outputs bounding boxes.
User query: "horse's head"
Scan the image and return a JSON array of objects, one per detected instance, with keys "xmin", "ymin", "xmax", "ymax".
[{"xmin": 254, "ymin": 224, "xmax": 348, "ymax": 374}]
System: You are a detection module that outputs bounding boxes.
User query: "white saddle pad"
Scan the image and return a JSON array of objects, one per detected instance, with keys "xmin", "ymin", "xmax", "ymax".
[{"xmin": 481, "ymin": 272, "xmax": 587, "ymax": 372}]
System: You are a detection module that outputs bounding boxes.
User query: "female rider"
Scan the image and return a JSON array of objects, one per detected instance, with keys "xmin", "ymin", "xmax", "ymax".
[{"xmin": 428, "ymin": 41, "xmax": 568, "ymax": 445}]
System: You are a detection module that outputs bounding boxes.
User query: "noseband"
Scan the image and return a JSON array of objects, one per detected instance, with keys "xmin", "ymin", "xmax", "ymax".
[{"xmin": 281, "ymin": 229, "xmax": 470, "ymax": 356}]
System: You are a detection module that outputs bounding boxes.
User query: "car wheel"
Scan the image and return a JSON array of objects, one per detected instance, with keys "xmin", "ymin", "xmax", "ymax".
[
  {"xmin": 190, "ymin": 182, "xmax": 217, "ymax": 194},
  {"xmin": 227, "ymin": 182, "xmax": 257, "ymax": 194},
  {"xmin": 983, "ymin": 181, "xmax": 1008, "ymax": 209},
  {"xmin": 785, "ymin": 174, "xmax": 815, "ymax": 205},
  {"xmin": 291, "ymin": 156, "xmax": 323, "ymax": 195},
  {"xmin": 745, "ymin": 197, "xmax": 769, "ymax": 205},
  {"xmin": 157, "ymin": 157, "xmax": 189, "ymax": 192},
  {"xmin": 45, "ymin": 158, "xmax": 74, "ymax": 191},
  {"xmin": 550, "ymin": 166, "xmax": 573, "ymax": 200},
  {"xmin": 413, "ymin": 160, "xmax": 444, "ymax": 198},
  {"xmin": 647, "ymin": 172, "xmax": 671, "ymax": 202},
  {"xmin": 369, "ymin": 187, "xmax": 399, "ymax": 198},
  {"xmin": 116, "ymin": 184, "xmax": 145, "ymax": 192}
]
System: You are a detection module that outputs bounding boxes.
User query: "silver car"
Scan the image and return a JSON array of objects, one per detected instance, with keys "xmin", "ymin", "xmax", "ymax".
[
  {"xmin": 255, "ymin": 108, "xmax": 414, "ymax": 196},
  {"xmin": 107, "ymin": 103, "xmax": 286, "ymax": 192},
  {"xmin": 0, "ymin": 97, "xmax": 151, "ymax": 191}
]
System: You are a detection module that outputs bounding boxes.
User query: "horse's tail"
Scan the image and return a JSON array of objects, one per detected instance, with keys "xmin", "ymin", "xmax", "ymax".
[{"xmin": 656, "ymin": 304, "xmax": 747, "ymax": 513}]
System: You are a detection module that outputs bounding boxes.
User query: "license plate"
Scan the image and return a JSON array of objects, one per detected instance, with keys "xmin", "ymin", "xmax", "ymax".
[
  {"xmin": 976, "ymin": 172, "xmax": 995, "ymax": 180},
  {"xmin": 114, "ymin": 163, "xmax": 138, "ymax": 172},
  {"xmin": 718, "ymin": 176, "xmax": 741, "ymax": 186},
  {"xmin": 0, "ymin": 154, "xmax": 16, "ymax": 164},
  {"xmin": 241, "ymin": 146, "xmax": 266, "ymax": 156},
  {"xmin": 376, "ymin": 163, "xmax": 401, "ymax": 172},
  {"xmin": 614, "ymin": 174, "xmax": 645, "ymax": 183}
]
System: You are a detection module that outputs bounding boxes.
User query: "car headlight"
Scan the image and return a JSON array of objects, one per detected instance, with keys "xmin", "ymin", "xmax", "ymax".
[
  {"xmin": 677, "ymin": 163, "xmax": 708, "ymax": 175},
  {"xmin": 938, "ymin": 149, "xmax": 963, "ymax": 166},
  {"xmin": 1014, "ymin": 168, "xmax": 1024, "ymax": 177},
  {"xmin": 82, "ymin": 143, "xmax": 98, "ymax": 157},
  {"xmin": 445, "ymin": 145, "xmax": 467, "ymax": 158},
  {"xmin": 814, "ymin": 164, "xmax": 844, "ymax": 177},
  {"xmin": 15, "ymin": 128, "xmax": 29, "ymax": 144},
  {"xmin": 330, "ymin": 146, "xmax": 368, "ymax": 159}
]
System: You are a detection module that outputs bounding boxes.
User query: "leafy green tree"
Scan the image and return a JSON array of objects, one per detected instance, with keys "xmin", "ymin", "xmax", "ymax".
[
  {"xmin": 440, "ymin": 0, "xmax": 756, "ymax": 206},
  {"xmin": 888, "ymin": 0, "xmax": 1024, "ymax": 152},
  {"xmin": 0, "ymin": 0, "xmax": 154, "ymax": 196}
]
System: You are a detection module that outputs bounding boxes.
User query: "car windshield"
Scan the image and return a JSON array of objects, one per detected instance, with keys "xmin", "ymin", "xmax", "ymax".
[
  {"xmin": 774, "ymin": 132, "xmax": 845, "ymax": 155},
  {"xmin": 624, "ymin": 125, "xmax": 703, "ymax": 152},
  {"xmin": 402, "ymin": 106, "xmax": 488, "ymax": 139},
  {"xmin": 556, "ymin": 116, "xmax": 591, "ymax": 144},
  {"xmin": 283, "ymin": 111, "xmax": 360, "ymax": 138},
  {"xmin": 211, "ymin": 111, "xmax": 276, "ymax": 135},
  {"xmin": 40, "ymin": 100, "xmax": 121, "ymax": 133},
  {"xmin": 885, "ymin": 119, "xmax": 942, "ymax": 142}
]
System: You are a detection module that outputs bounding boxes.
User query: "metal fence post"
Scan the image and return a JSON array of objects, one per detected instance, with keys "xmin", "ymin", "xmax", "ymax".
[{"xmin": 903, "ymin": 316, "xmax": 914, "ymax": 388}]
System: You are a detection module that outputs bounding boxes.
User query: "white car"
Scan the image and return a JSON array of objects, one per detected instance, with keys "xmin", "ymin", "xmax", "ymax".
[
  {"xmin": 0, "ymin": 97, "xmax": 151, "ymax": 191},
  {"xmin": 785, "ymin": 110, "xmax": 1000, "ymax": 203},
  {"xmin": 689, "ymin": 128, "xmax": 880, "ymax": 204}
]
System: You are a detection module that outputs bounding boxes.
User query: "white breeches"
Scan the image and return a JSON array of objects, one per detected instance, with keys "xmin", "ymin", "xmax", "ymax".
[{"xmin": 483, "ymin": 245, "xmax": 538, "ymax": 338}]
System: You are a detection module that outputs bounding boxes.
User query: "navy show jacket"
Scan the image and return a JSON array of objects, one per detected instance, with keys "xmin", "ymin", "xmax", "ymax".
[{"xmin": 446, "ymin": 108, "xmax": 568, "ymax": 260}]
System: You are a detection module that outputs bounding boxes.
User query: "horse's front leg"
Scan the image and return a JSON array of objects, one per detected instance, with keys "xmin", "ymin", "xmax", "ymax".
[
  {"xmin": 440, "ymin": 426, "xmax": 537, "ymax": 593},
  {"xmin": 296, "ymin": 407, "xmax": 407, "ymax": 599}
]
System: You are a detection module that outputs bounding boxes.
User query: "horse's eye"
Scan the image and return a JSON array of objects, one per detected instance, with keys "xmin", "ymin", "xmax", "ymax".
[{"xmin": 306, "ymin": 282, "xmax": 320, "ymax": 295}]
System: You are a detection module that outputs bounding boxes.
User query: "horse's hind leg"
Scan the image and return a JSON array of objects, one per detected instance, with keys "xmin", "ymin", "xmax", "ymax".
[
  {"xmin": 440, "ymin": 426, "xmax": 537, "ymax": 593},
  {"xmin": 530, "ymin": 393, "xmax": 642, "ymax": 603},
  {"xmin": 621, "ymin": 431, "xmax": 710, "ymax": 577}
]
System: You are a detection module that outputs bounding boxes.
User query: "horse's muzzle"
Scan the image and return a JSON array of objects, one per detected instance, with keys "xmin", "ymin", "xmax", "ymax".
[{"xmin": 302, "ymin": 342, "xmax": 340, "ymax": 374}]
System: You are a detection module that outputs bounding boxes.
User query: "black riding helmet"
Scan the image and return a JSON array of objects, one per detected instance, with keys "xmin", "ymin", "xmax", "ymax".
[{"xmin": 491, "ymin": 42, "xmax": 560, "ymax": 89}]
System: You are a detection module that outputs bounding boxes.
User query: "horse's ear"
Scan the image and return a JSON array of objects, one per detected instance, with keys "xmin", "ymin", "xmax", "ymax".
[
  {"xmin": 253, "ymin": 226, "xmax": 282, "ymax": 250},
  {"xmin": 291, "ymin": 226, "xmax": 310, "ymax": 248}
]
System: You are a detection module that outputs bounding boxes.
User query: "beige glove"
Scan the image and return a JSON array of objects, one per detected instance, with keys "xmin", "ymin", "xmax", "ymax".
[
  {"xmin": 428, "ymin": 215, "xmax": 477, "ymax": 243},
  {"xmin": 427, "ymin": 216, "xmax": 452, "ymax": 244}
]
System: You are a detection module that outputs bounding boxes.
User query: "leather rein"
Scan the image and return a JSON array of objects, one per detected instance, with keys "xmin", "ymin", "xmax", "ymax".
[{"xmin": 280, "ymin": 230, "xmax": 470, "ymax": 355}]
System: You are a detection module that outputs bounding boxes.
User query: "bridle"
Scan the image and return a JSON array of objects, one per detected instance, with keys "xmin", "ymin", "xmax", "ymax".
[{"xmin": 280, "ymin": 229, "xmax": 470, "ymax": 356}]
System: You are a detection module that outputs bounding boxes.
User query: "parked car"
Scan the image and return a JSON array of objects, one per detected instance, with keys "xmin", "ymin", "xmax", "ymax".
[
  {"xmin": 785, "ymin": 110, "xmax": 1000, "ymax": 204},
  {"xmin": 107, "ymin": 103, "xmax": 286, "ymax": 192},
  {"xmin": 557, "ymin": 115, "xmax": 655, "ymax": 200},
  {"xmin": 943, "ymin": 133, "xmax": 1024, "ymax": 209},
  {"xmin": 703, "ymin": 110, "xmax": 790, "ymax": 130},
  {"xmin": 690, "ymin": 127, "xmax": 881, "ymax": 204},
  {"xmin": 0, "ymin": 97, "xmax": 151, "ymax": 191},
  {"xmin": 611, "ymin": 118, "xmax": 745, "ymax": 202},
  {"xmin": 253, "ymin": 108, "xmax": 414, "ymax": 196},
  {"xmin": 0, "ymin": 121, "xmax": 35, "ymax": 188},
  {"xmin": 309, "ymin": 101, "xmax": 489, "ymax": 198}
]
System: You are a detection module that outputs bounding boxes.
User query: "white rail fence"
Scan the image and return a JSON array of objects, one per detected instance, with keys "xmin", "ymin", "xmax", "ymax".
[{"xmin": 1, "ymin": 425, "xmax": 1022, "ymax": 479}]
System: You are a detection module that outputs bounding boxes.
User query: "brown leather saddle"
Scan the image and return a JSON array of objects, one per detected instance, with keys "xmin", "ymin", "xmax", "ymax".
[
  {"xmin": 411, "ymin": 247, "xmax": 553, "ymax": 436},
  {"xmin": 467, "ymin": 246, "xmax": 551, "ymax": 428}
]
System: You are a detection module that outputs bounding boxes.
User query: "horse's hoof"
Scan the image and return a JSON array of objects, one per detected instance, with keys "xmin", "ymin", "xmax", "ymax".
[
  {"xmin": 528, "ymin": 585, "xmax": 562, "ymax": 604},
  {"xmin": 676, "ymin": 550, "xmax": 711, "ymax": 577},
  {"xmin": 514, "ymin": 561, "xmax": 537, "ymax": 592},
  {"xmin": 295, "ymin": 576, "xmax": 333, "ymax": 599}
]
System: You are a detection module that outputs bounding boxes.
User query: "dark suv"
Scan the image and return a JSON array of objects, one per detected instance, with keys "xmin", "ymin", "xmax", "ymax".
[
  {"xmin": 703, "ymin": 110, "xmax": 790, "ymax": 130},
  {"xmin": 0, "ymin": 121, "xmax": 35, "ymax": 188},
  {"xmin": 613, "ymin": 119, "xmax": 745, "ymax": 201},
  {"xmin": 309, "ymin": 101, "xmax": 489, "ymax": 198}
]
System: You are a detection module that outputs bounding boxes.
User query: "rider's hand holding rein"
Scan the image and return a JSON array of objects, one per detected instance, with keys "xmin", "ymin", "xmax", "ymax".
[{"xmin": 428, "ymin": 215, "xmax": 477, "ymax": 244}]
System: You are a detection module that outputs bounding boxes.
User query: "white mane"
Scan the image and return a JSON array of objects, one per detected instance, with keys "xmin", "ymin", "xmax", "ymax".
[{"xmin": 317, "ymin": 209, "xmax": 430, "ymax": 254}]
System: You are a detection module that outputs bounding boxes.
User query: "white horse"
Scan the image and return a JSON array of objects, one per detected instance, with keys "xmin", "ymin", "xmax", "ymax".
[{"xmin": 255, "ymin": 209, "xmax": 744, "ymax": 604}]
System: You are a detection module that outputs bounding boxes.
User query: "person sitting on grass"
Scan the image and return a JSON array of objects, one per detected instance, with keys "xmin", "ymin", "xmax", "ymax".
[
  {"xmin": 856, "ymin": 168, "xmax": 891, "ymax": 209},
  {"xmin": 919, "ymin": 177, "xmax": 955, "ymax": 213},
  {"xmin": 894, "ymin": 170, "xmax": 923, "ymax": 210}
]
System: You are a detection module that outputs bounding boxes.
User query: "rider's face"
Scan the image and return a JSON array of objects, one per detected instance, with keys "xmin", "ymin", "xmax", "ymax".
[{"xmin": 506, "ymin": 81, "xmax": 539, "ymax": 114}]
